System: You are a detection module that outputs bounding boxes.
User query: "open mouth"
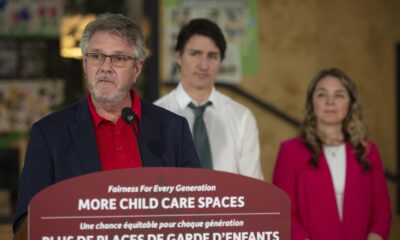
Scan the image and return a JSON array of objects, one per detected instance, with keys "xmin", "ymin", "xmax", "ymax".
[
  {"xmin": 96, "ymin": 78, "xmax": 116, "ymax": 84},
  {"xmin": 98, "ymin": 79, "xmax": 114, "ymax": 83}
]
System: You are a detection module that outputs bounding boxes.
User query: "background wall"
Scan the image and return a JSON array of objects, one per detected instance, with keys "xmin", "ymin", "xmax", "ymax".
[
  {"xmin": 241, "ymin": 0, "xmax": 398, "ymax": 182},
  {"xmin": 161, "ymin": 0, "xmax": 399, "ymax": 237},
  {"xmin": 226, "ymin": 0, "xmax": 399, "ymax": 237}
]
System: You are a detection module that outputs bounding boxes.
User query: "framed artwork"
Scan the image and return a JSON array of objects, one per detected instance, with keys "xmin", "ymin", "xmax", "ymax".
[{"xmin": 0, "ymin": 0, "xmax": 62, "ymax": 37}]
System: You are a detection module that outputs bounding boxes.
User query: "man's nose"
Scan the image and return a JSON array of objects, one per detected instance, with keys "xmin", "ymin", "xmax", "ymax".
[
  {"xmin": 198, "ymin": 57, "xmax": 209, "ymax": 70},
  {"xmin": 100, "ymin": 56, "xmax": 114, "ymax": 70}
]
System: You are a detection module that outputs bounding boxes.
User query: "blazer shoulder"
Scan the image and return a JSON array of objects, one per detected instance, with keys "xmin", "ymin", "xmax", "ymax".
[
  {"xmin": 365, "ymin": 140, "xmax": 377, "ymax": 151},
  {"xmin": 362, "ymin": 140, "xmax": 381, "ymax": 163},
  {"xmin": 280, "ymin": 137, "xmax": 305, "ymax": 149},
  {"xmin": 33, "ymin": 100, "xmax": 85, "ymax": 129},
  {"xmin": 278, "ymin": 137, "xmax": 312, "ymax": 161}
]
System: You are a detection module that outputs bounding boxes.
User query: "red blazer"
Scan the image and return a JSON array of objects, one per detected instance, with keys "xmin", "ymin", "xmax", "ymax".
[{"xmin": 273, "ymin": 137, "xmax": 391, "ymax": 240}]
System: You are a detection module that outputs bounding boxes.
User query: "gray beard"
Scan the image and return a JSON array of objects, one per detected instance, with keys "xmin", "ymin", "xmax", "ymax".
[
  {"xmin": 88, "ymin": 72, "xmax": 131, "ymax": 108},
  {"xmin": 90, "ymin": 88, "xmax": 129, "ymax": 108}
]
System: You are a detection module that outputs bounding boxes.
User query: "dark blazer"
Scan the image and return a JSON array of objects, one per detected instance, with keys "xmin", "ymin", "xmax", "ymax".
[
  {"xmin": 13, "ymin": 99, "xmax": 200, "ymax": 232},
  {"xmin": 273, "ymin": 137, "xmax": 391, "ymax": 240}
]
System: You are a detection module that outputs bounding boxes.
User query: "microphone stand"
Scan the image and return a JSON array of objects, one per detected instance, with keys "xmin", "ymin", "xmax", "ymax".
[
  {"xmin": 130, "ymin": 120, "xmax": 144, "ymax": 167},
  {"xmin": 122, "ymin": 108, "xmax": 144, "ymax": 166}
]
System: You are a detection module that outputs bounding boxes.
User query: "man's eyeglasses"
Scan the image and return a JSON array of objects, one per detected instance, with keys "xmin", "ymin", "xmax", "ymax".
[{"xmin": 85, "ymin": 53, "xmax": 136, "ymax": 68}]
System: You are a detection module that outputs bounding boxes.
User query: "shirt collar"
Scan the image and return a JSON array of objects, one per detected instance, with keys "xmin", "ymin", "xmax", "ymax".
[
  {"xmin": 88, "ymin": 89, "xmax": 142, "ymax": 128},
  {"xmin": 175, "ymin": 82, "xmax": 216, "ymax": 109},
  {"xmin": 132, "ymin": 89, "xmax": 142, "ymax": 121}
]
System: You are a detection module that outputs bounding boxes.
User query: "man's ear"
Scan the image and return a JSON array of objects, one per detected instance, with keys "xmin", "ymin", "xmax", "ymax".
[
  {"xmin": 175, "ymin": 51, "xmax": 182, "ymax": 66},
  {"xmin": 82, "ymin": 57, "xmax": 87, "ymax": 74},
  {"xmin": 132, "ymin": 60, "xmax": 144, "ymax": 83}
]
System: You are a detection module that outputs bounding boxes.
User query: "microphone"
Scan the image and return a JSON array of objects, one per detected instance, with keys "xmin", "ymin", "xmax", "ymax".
[{"xmin": 121, "ymin": 107, "xmax": 144, "ymax": 166}]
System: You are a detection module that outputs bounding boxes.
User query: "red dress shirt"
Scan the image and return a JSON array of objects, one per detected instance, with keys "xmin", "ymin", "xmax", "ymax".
[{"xmin": 88, "ymin": 90, "xmax": 142, "ymax": 170}]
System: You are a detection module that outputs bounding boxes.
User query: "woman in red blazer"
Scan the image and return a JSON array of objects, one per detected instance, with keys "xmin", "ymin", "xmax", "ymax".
[{"xmin": 273, "ymin": 68, "xmax": 391, "ymax": 240}]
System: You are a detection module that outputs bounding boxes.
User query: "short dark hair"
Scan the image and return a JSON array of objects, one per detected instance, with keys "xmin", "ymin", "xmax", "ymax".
[{"xmin": 175, "ymin": 18, "xmax": 226, "ymax": 60}]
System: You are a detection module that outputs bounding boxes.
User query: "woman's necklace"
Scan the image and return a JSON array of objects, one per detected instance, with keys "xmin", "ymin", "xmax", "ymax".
[{"xmin": 326, "ymin": 145, "xmax": 341, "ymax": 157}]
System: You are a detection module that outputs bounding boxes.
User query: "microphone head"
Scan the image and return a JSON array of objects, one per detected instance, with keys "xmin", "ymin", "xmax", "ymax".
[{"xmin": 121, "ymin": 107, "xmax": 135, "ymax": 124}]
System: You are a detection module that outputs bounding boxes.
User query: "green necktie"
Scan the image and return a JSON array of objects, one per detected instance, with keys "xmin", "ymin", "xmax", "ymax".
[{"xmin": 188, "ymin": 102, "xmax": 213, "ymax": 169}]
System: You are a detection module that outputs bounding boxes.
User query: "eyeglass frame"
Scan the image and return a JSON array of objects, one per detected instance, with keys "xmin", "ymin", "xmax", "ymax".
[{"xmin": 85, "ymin": 52, "xmax": 137, "ymax": 68}]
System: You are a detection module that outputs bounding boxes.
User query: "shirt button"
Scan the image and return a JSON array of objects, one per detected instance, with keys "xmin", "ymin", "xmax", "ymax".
[
  {"xmin": 117, "ymin": 147, "xmax": 122, "ymax": 151},
  {"xmin": 116, "ymin": 131, "xmax": 120, "ymax": 135}
]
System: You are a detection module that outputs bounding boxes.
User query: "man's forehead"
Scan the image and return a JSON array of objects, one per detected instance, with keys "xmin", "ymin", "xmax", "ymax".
[
  {"xmin": 184, "ymin": 35, "xmax": 219, "ymax": 51},
  {"xmin": 88, "ymin": 31, "xmax": 134, "ymax": 52},
  {"xmin": 183, "ymin": 46, "xmax": 220, "ymax": 57},
  {"xmin": 89, "ymin": 30, "xmax": 133, "ymax": 45},
  {"xmin": 185, "ymin": 47, "xmax": 219, "ymax": 54}
]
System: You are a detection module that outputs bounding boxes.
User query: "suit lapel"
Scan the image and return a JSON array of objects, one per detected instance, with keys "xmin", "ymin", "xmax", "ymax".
[
  {"xmin": 313, "ymin": 152, "xmax": 343, "ymax": 224},
  {"xmin": 139, "ymin": 102, "xmax": 167, "ymax": 166},
  {"xmin": 342, "ymin": 143, "xmax": 357, "ymax": 224},
  {"xmin": 67, "ymin": 100, "xmax": 168, "ymax": 171},
  {"xmin": 69, "ymin": 99, "xmax": 101, "ymax": 173},
  {"xmin": 305, "ymin": 153, "xmax": 341, "ymax": 228}
]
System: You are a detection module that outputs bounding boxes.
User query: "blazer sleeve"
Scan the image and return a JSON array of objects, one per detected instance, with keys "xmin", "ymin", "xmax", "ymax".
[
  {"xmin": 13, "ymin": 123, "xmax": 54, "ymax": 233},
  {"xmin": 273, "ymin": 141, "xmax": 310, "ymax": 240},
  {"xmin": 367, "ymin": 143, "xmax": 392, "ymax": 239}
]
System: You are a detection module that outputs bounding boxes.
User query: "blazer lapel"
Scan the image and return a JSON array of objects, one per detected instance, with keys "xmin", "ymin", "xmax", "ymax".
[
  {"xmin": 342, "ymin": 143, "xmax": 358, "ymax": 225},
  {"xmin": 139, "ymin": 102, "xmax": 168, "ymax": 166},
  {"xmin": 69, "ymin": 99, "xmax": 101, "ymax": 173},
  {"xmin": 319, "ymin": 152, "xmax": 343, "ymax": 223},
  {"xmin": 304, "ymin": 151, "xmax": 343, "ymax": 230}
]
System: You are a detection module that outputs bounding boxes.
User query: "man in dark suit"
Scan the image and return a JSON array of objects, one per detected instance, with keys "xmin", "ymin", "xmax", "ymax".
[{"xmin": 13, "ymin": 13, "xmax": 200, "ymax": 234}]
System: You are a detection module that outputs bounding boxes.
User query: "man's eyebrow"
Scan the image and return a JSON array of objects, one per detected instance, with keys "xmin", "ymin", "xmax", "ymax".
[
  {"xmin": 208, "ymin": 51, "xmax": 220, "ymax": 56},
  {"xmin": 187, "ymin": 49, "xmax": 203, "ymax": 52}
]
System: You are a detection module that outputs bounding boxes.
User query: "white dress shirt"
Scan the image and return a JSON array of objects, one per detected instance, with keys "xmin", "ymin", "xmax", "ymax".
[
  {"xmin": 323, "ymin": 144, "xmax": 346, "ymax": 221},
  {"xmin": 155, "ymin": 83, "xmax": 264, "ymax": 180}
]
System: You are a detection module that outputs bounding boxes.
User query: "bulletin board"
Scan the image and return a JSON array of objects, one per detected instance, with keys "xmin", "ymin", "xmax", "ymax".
[
  {"xmin": 161, "ymin": 0, "xmax": 259, "ymax": 84},
  {"xmin": 0, "ymin": 38, "xmax": 65, "ymax": 147},
  {"xmin": 0, "ymin": 80, "xmax": 64, "ymax": 134},
  {"xmin": 0, "ymin": 0, "xmax": 62, "ymax": 37}
]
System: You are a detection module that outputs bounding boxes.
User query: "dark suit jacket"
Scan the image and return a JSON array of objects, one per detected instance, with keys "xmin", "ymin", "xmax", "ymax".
[{"xmin": 13, "ymin": 99, "xmax": 200, "ymax": 232}]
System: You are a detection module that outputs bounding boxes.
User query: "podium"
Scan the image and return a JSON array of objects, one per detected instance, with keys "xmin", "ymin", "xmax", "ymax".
[{"xmin": 16, "ymin": 168, "xmax": 290, "ymax": 239}]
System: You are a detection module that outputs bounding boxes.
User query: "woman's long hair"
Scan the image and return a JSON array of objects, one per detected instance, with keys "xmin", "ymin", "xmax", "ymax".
[{"xmin": 300, "ymin": 68, "xmax": 370, "ymax": 171}]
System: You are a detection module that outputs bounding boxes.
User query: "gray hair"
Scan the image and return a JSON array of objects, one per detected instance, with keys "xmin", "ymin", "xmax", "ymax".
[{"xmin": 79, "ymin": 13, "xmax": 146, "ymax": 61}]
